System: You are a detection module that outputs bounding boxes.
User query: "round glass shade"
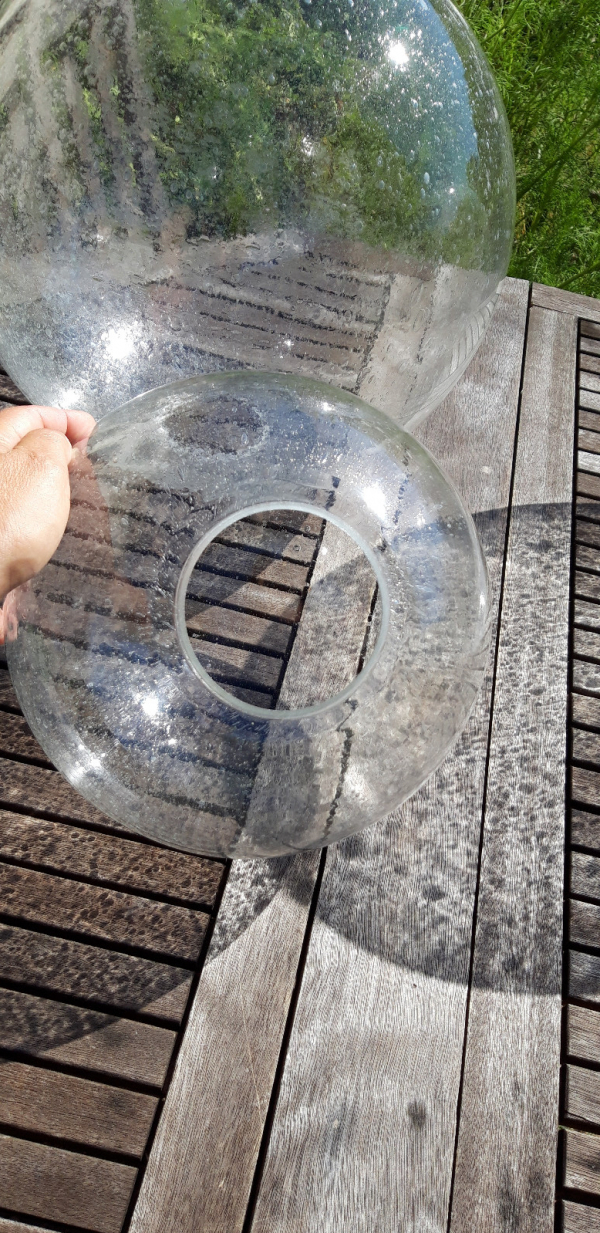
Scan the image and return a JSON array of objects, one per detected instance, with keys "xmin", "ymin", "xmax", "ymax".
[
  {"xmin": 0, "ymin": 0, "xmax": 514, "ymax": 427},
  {"xmin": 5, "ymin": 373, "xmax": 491, "ymax": 857}
]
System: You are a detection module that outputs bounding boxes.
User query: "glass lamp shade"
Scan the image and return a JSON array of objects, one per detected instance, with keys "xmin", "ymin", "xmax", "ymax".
[
  {"xmin": 5, "ymin": 373, "xmax": 491, "ymax": 858},
  {"xmin": 0, "ymin": 0, "xmax": 514, "ymax": 427}
]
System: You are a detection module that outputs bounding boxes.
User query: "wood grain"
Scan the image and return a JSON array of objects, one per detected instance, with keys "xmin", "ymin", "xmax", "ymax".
[
  {"xmin": 573, "ymin": 767, "xmax": 600, "ymax": 808},
  {"xmin": 0, "ymin": 1059, "xmax": 157, "ymax": 1154},
  {"xmin": 568, "ymin": 1004, "xmax": 600, "ymax": 1065},
  {"xmin": 572, "ymin": 851, "xmax": 600, "ymax": 901},
  {"xmin": 0, "ymin": 1220, "xmax": 62, "ymax": 1233},
  {"xmin": 572, "ymin": 808, "xmax": 600, "ymax": 851},
  {"xmin": 0, "ymin": 809, "xmax": 224, "ymax": 905},
  {"xmin": 0, "ymin": 669, "xmax": 19, "ymax": 711},
  {"xmin": 564, "ymin": 1128, "xmax": 600, "ymax": 1194},
  {"xmin": 186, "ymin": 601, "xmax": 292, "ymax": 654},
  {"xmin": 563, "ymin": 1201, "xmax": 600, "ymax": 1233},
  {"xmin": 0, "ymin": 1132, "xmax": 136, "ymax": 1233},
  {"xmin": 570, "ymin": 950, "xmax": 600, "ymax": 1004},
  {"xmin": 449, "ymin": 306, "xmax": 576, "ymax": 1233},
  {"xmin": 574, "ymin": 601, "xmax": 600, "ymax": 632},
  {"xmin": 0, "ymin": 923, "xmax": 192, "ymax": 1021},
  {"xmin": 0, "ymin": 864, "xmax": 208, "ymax": 960},
  {"xmin": 582, "ymin": 321, "xmax": 600, "ymax": 340},
  {"xmin": 579, "ymin": 472, "xmax": 600, "ymax": 500},
  {"xmin": 566, "ymin": 1064, "xmax": 600, "ymax": 1125},
  {"xmin": 570, "ymin": 899, "xmax": 600, "ymax": 949},
  {"xmin": 130, "ymin": 851, "xmax": 321, "ymax": 1233},
  {"xmin": 247, "ymin": 278, "xmax": 530, "ymax": 1233},
  {"xmin": 0, "ymin": 756, "xmax": 121, "ymax": 828},
  {"xmin": 0, "ymin": 988, "xmax": 175, "ymax": 1085},
  {"xmin": 532, "ymin": 282, "xmax": 600, "ymax": 322}
]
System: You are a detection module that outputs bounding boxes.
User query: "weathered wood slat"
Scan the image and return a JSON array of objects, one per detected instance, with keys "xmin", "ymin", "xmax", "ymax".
[
  {"xmin": 449, "ymin": 306, "xmax": 575, "ymax": 1233},
  {"xmin": 563, "ymin": 1201, "xmax": 600, "ymax": 1233},
  {"xmin": 186, "ymin": 572, "xmax": 302, "ymax": 623},
  {"xmin": 247, "ymin": 509, "xmax": 322, "ymax": 536},
  {"xmin": 532, "ymin": 283, "xmax": 600, "ymax": 323},
  {"xmin": 566, "ymin": 1064, "xmax": 600, "ymax": 1125},
  {"xmin": 570, "ymin": 950, "xmax": 600, "ymax": 1004},
  {"xmin": 215, "ymin": 521, "xmax": 317, "ymax": 565},
  {"xmin": 0, "ymin": 1219, "xmax": 60, "ymax": 1233},
  {"xmin": 564, "ymin": 1128, "xmax": 600, "ymax": 1194},
  {"xmin": 581, "ymin": 391, "xmax": 600, "ymax": 413},
  {"xmin": 575, "ymin": 628, "xmax": 600, "ymax": 658},
  {"xmin": 580, "ymin": 374, "xmax": 600, "ymax": 395},
  {"xmin": 570, "ymin": 899, "xmax": 600, "ymax": 948},
  {"xmin": 580, "ymin": 452, "xmax": 600, "ymax": 478},
  {"xmin": 0, "ymin": 810, "xmax": 224, "ymax": 905},
  {"xmin": 0, "ymin": 669, "xmax": 19, "ymax": 711},
  {"xmin": 579, "ymin": 472, "xmax": 600, "ymax": 499},
  {"xmin": 577, "ymin": 544, "xmax": 600, "ymax": 573},
  {"xmin": 0, "ymin": 988, "xmax": 175, "ymax": 1085},
  {"xmin": 198, "ymin": 543, "xmax": 309, "ymax": 591},
  {"xmin": 572, "ymin": 852, "xmax": 600, "ymax": 901},
  {"xmin": 0, "ymin": 1132, "xmax": 136, "ymax": 1233},
  {"xmin": 568, "ymin": 1004, "xmax": 600, "ymax": 1064},
  {"xmin": 0, "ymin": 713, "xmax": 50, "ymax": 764},
  {"xmin": 574, "ymin": 601, "xmax": 600, "ymax": 631},
  {"xmin": 130, "ymin": 853, "xmax": 321, "ymax": 1233},
  {"xmin": 573, "ymin": 767, "xmax": 600, "ymax": 808},
  {"xmin": 242, "ymin": 279, "xmax": 531, "ymax": 1233},
  {"xmin": 575, "ymin": 572, "xmax": 600, "ymax": 605},
  {"xmin": 573, "ymin": 728, "xmax": 600, "ymax": 762},
  {"xmin": 0, "ymin": 924, "xmax": 192, "ymax": 1021},
  {"xmin": 572, "ymin": 807, "xmax": 600, "ymax": 851},
  {"xmin": 576, "ymin": 523, "xmax": 600, "ymax": 552},
  {"xmin": 0, "ymin": 1059, "xmax": 157, "ymax": 1154},
  {"xmin": 0, "ymin": 752, "xmax": 242, "ymax": 833},
  {"xmin": 186, "ymin": 601, "xmax": 292, "ymax": 654},
  {"xmin": 580, "ymin": 409, "xmax": 600, "ymax": 430},
  {"xmin": 582, "ymin": 321, "xmax": 600, "ymax": 340},
  {"xmin": 0, "ymin": 864, "xmax": 208, "ymax": 960},
  {"xmin": 580, "ymin": 429, "xmax": 600, "ymax": 455},
  {"xmin": 0, "ymin": 757, "xmax": 123, "ymax": 827},
  {"xmin": 581, "ymin": 354, "xmax": 600, "ymax": 376},
  {"xmin": 190, "ymin": 637, "xmax": 282, "ymax": 694},
  {"xmin": 582, "ymin": 338, "xmax": 600, "ymax": 358}
]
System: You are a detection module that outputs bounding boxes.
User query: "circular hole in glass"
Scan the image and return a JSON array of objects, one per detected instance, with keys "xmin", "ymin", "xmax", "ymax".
[{"xmin": 176, "ymin": 503, "xmax": 387, "ymax": 718}]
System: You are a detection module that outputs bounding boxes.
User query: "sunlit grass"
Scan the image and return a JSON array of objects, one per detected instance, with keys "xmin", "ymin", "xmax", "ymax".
[{"xmin": 460, "ymin": 0, "xmax": 600, "ymax": 296}]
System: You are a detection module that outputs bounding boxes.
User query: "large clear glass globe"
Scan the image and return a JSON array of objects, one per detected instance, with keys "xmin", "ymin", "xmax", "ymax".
[
  {"xmin": 0, "ymin": 0, "xmax": 514, "ymax": 427},
  {"xmin": 5, "ymin": 373, "xmax": 491, "ymax": 857}
]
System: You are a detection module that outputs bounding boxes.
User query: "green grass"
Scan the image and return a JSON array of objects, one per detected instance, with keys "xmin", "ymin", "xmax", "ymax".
[{"xmin": 459, "ymin": 0, "xmax": 600, "ymax": 296}]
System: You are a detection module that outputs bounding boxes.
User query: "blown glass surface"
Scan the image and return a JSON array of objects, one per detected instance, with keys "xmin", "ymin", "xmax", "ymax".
[
  {"xmin": 0, "ymin": 0, "xmax": 514, "ymax": 426},
  {"xmin": 6, "ymin": 374, "xmax": 491, "ymax": 857}
]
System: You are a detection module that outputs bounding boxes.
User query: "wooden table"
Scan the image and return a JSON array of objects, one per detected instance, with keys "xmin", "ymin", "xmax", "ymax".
[{"xmin": 0, "ymin": 277, "xmax": 599, "ymax": 1233}]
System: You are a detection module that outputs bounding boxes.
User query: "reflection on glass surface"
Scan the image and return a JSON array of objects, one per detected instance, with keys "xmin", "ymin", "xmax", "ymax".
[
  {"xmin": 0, "ymin": 0, "xmax": 514, "ymax": 424},
  {"xmin": 7, "ymin": 373, "xmax": 491, "ymax": 857}
]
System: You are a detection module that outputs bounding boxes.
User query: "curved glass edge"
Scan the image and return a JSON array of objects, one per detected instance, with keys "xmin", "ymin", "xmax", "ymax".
[{"xmin": 175, "ymin": 500, "xmax": 391, "ymax": 721}]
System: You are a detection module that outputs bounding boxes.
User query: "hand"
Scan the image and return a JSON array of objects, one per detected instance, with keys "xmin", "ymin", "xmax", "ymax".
[{"xmin": 0, "ymin": 405, "xmax": 96, "ymax": 635}]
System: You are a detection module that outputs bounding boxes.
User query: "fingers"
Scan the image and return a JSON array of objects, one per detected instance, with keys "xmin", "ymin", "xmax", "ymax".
[
  {"xmin": 0, "ymin": 405, "xmax": 96, "ymax": 454},
  {"xmin": 0, "ymin": 427, "xmax": 73, "ymax": 600},
  {"xmin": 63, "ymin": 409, "xmax": 97, "ymax": 448},
  {"xmin": 14, "ymin": 426, "xmax": 72, "ymax": 468}
]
